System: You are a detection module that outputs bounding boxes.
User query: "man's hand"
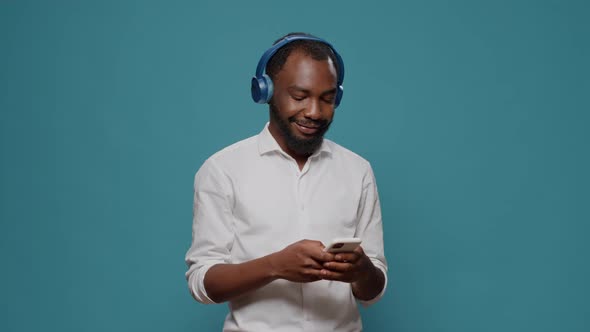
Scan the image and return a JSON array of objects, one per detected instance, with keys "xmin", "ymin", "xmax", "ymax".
[
  {"xmin": 320, "ymin": 246, "xmax": 385, "ymax": 301},
  {"xmin": 268, "ymin": 239, "xmax": 334, "ymax": 283},
  {"xmin": 319, "ymin": 246, "xmax": 372, "ymax": 283}
]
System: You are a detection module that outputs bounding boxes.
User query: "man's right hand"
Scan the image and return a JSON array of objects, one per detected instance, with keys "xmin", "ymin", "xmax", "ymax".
[
  {"xmin": 267, "ymin": 239, "xmax": 334, "ymax": 283},
  {"xmin": 203, "ymin": 239, "xmax": 335, "ymax": 303}
]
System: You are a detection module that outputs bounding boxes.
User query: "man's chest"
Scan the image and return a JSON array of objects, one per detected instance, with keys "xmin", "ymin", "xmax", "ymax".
[{"xmin": 229, "ymin": 162, "xmax": 363, "ymax": 256}]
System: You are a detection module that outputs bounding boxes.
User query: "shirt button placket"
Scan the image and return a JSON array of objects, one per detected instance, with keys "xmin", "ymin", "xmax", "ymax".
[
  {"xmin": 298, "ymin": 175, "xmax": 304, "ymax": 211},
  {"xmin": 297, "ymin": 166, "xmax": 310, "ymax": 322}
]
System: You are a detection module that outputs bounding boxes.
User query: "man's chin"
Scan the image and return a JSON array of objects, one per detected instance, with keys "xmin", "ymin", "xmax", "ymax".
[
  {"xmin": 292, "ymin": 131, "xmax": 324, "ymax": 142},
  {"xmin": 285, "ymin": 133, "xmax": 324, "ymax": 155}
]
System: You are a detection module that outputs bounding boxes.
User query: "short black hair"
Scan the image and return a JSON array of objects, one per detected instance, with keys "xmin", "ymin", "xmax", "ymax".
[{"xmin": 266, "ymin": 32, "xmax": 339, "ymax": 81}]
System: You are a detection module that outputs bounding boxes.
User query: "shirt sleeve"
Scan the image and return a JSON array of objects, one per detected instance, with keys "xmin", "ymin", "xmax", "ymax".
[
  {"xmin": 355, "ymin": 163, "xmax": 388, "ymax": 306},
  {"xmin": 185, "ymin": 158, "xmax": 235, "ymax": 304}
]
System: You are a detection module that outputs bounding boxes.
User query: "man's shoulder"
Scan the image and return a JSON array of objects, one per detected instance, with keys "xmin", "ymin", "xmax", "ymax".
[
  {"xmin": 207, "ymin": 134, "xmax": 259, "ymax": 165},
  {"xmin": 194, "ymin": 134, "xmax": 258, "ymax": 181},
  {"xmin": 324, "ymin": 138, "xmax": 371, "ymax": 169}
]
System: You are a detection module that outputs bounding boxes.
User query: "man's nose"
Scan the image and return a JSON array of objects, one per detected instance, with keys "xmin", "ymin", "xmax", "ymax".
[{"xmin": 303, "ymin": 98, "xmax": 322, "ymax": 119}]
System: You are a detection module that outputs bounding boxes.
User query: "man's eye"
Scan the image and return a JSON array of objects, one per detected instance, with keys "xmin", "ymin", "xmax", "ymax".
[{"xmin": 292, "ymin": 95, "xmax": 305, "ymax": 101}]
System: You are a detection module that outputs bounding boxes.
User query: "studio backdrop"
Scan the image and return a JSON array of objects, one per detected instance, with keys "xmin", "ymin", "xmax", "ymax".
[{"xmin": 1, "ymin": 1, "xmax": 588, "ymax": 331}]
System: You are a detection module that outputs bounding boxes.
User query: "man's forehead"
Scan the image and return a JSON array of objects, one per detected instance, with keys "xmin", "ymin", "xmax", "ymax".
[
  {"xmin": 276, "ymin": 51, "xmax": 337, "ymax": 85},
  {"xmin": 283, "ymin": 49, "xmax": 336, "ymax": 70}
]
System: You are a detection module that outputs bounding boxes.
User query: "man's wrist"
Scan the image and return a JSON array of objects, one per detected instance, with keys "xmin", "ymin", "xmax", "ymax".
[
  {"xmin": 264, "ymin": 252, "xmax": 281, "ymax": 280},
  {"xmin": 356, "ymin": 257, "xmax": 377, "ymax": 284},
  {"xmin": 351, "ymin": 257, "xmax": 383, "ymax": 301}
]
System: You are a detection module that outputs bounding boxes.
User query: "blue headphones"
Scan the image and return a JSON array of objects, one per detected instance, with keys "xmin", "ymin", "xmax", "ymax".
[{"xmin": 251, "ymin": 34, "xmax": 345, "ymax": 108}]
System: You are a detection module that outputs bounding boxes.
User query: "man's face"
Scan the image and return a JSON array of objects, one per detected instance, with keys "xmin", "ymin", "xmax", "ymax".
[{"xmin": 268, "ymin": 50, "xmax": 338, "ymax": 157}]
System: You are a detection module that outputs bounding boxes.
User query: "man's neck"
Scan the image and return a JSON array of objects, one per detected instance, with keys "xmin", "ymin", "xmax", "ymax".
[{"xmin": 268, "ymin": 124, "xmax": 312, "ymax": 170}]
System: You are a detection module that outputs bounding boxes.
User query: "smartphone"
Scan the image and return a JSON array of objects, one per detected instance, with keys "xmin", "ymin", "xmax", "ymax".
[{"xmin": 323, "ymin": 237, "xmax": 362, "ymax": 253}]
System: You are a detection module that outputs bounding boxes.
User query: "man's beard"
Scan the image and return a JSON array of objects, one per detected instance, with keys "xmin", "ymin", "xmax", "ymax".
[{"xmin": 270, "ymin": 103, "xmax": 331, "ymax": 156}]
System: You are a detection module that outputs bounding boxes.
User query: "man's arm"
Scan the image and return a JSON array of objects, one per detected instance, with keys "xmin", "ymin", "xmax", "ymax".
[
  {"xmin": 351, "ymin": 253, "xmax": 386, "ymax": 301},
  {"xmin": 319, "ymin": 163, "xmax": 387, "ymax": 302},
  {"xmin": 204, "ymin": 240, "xmax": 333, "ymax": 303}
]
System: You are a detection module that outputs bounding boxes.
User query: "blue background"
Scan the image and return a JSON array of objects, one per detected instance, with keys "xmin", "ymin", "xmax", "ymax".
[{"xmin": 1, "ymin": 1, "xmax": 589, "ymax": 331}]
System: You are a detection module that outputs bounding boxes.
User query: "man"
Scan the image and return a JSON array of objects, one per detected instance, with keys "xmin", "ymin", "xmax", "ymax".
[{"xmin": 185, "ymin": 32, "xmax": 387, "ymax": 331}]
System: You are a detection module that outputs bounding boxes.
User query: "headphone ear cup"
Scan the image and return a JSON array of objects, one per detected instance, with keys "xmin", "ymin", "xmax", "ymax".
[
  {"xmin": 251, "ymin": 74, "xmax": 274, "ymax": 104},
  {"xmin": 251, "ymin": 76, "xmax": 264, "ymax": 103},
  {"xmin": 260, "ymin": 74, "xmax": 273, "ymax": 103},
  {"xmin": 334, "ymin": 85, "xmax": 344, "ymax": 108}
]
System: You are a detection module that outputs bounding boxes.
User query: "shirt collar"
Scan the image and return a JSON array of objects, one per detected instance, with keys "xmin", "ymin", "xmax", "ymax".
[{"xmin": 258, "ymin": 122, "xmax": 333, "ymax": 157}]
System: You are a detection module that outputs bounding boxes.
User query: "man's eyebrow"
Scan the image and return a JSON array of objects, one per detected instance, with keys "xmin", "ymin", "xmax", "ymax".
[
  {"xmin": 321, "ymin": 88, "xmax": 337, "ymax": 96},
  {"xmin": 287, "ymin": 85, "xmax": 310, "ymax": 93},
  {"xmin": 287, "ymin": 86, "xmax": 337, "ymax": 95}
]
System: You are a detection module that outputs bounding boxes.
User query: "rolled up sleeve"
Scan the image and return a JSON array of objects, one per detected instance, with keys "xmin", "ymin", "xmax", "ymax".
[
  {"xmin": 355, "ymin": 163, "xmax": 388, "ymax": 306},
  {"xmin": 185, "ymin": 158, "xmax": 234, "ymax": 304}
]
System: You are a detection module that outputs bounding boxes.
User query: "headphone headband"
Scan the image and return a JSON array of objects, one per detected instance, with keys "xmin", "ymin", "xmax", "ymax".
[{"xmin": 251, "ymin": 34, "xmax": 345, "ymax": 107}]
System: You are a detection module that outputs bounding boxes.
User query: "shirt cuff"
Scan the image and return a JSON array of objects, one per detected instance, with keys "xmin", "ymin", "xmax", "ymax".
[{"xmin": 187, "ymin": 263, "xmax": 218, "ymax": 304}]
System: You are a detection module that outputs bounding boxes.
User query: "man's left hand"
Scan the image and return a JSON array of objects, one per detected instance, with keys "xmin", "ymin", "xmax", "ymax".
[{"xmin": 320, "ymin": 246, "xmax": 373, "ymax": 283}]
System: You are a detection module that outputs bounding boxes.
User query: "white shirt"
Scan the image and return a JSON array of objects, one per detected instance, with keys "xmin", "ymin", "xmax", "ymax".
[{"xmin": 185, "ymin": 124, "xmax": 387, "ymax": 332}]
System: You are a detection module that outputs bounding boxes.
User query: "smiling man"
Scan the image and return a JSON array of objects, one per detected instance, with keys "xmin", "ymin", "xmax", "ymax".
[
  {"xmin": 185, "ymin": 33, "xmax": 387, "ymax": 331},
  {"xmin": 267, "ymin": 47, "xmax": 335, "ymax": 163}
]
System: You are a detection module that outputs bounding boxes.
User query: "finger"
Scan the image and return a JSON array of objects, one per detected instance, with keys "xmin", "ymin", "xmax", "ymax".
[
  {"xmin": 301, "ymin": 239, "xmax": 325, "ymax": 248},
  {"xmin": 333, "ymin": 252, "xmax": 360, "ymax": 263},
  {"xmin": 304, "ymin": 258, "xmax": 324, "ymax": 270},
  {"xmin": 319, "ymin": 269, "xmax": 347, "ymax": 282},
  {"xmin": 308, "ymin": 248, "xmax": 335, "ymax": 263},
  {"xmin": 303, "ymin": 268, "xmax": 324, "ymax": 281},
  {"xmin": 322, "ymin": 261, "xmax": 355, "ymax": 273}
]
